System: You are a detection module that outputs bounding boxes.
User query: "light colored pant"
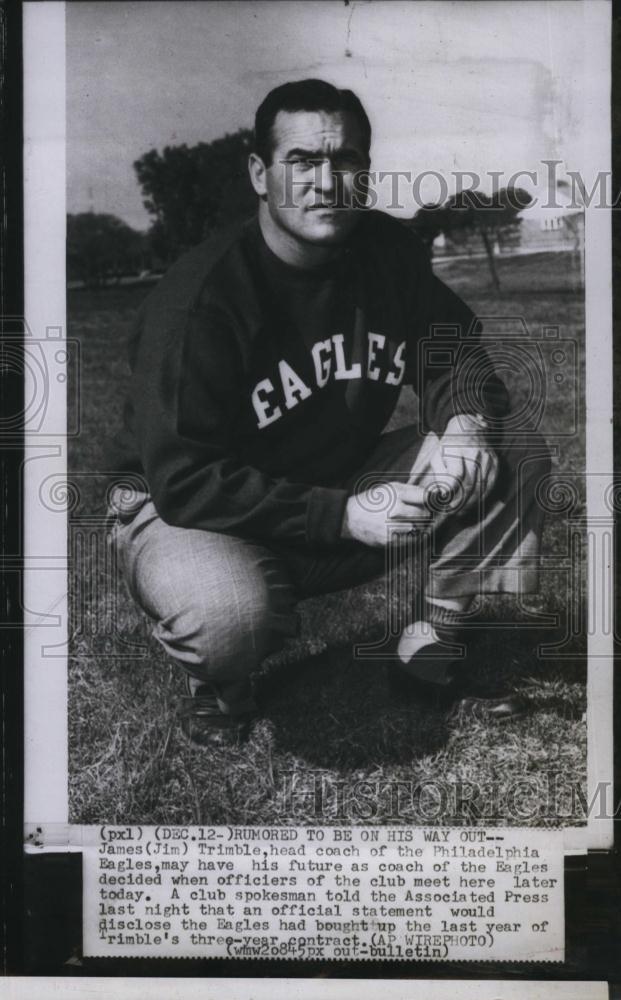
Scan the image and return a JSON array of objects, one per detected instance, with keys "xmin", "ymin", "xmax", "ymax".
[{"xmin": 111, "ymin": 425, "xmax": 551, "ymax": 714}]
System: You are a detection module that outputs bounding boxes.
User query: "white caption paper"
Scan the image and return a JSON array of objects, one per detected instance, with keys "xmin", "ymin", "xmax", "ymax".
[{"xmin": 83, "ymin": 826, "xmax": 564, "ymax": 962}]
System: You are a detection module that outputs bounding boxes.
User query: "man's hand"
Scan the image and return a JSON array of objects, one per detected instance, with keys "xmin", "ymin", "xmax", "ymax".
[
  {"xmin": 424, "ymin": 414, "xmax": 499, "ymax": 513},
  {"xmin": 341, "ymin": 415, "xmax": 499, "ymax": 548},
  {"xmin": 341, "ymin": 481, "xmax": 430, "ymax": 547}
]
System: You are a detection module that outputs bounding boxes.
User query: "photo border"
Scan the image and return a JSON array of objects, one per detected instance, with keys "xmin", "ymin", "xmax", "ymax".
[{"xmin": 6, "ymin": 0, "xmax": 621, "ymax": 985}]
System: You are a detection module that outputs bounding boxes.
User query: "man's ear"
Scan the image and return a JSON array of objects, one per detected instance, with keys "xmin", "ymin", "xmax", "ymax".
[{"xmin": 248, "ymin": 153, "xmax": 268, "ymax": 197}]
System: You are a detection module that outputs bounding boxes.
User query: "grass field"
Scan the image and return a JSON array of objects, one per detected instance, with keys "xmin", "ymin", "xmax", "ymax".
[{"xmin": 67, "ymin": 250, "xmax": 587, "ymax": 826}]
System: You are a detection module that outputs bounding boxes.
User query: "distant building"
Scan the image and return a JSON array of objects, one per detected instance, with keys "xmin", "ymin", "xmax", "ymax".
[
  {"xmin": 429, "ymin": 195, "xmax": 584, "ymax": 260},
  {"xmin": 515, "ymin": 196, "xmax": 584, "ymax": 255}
]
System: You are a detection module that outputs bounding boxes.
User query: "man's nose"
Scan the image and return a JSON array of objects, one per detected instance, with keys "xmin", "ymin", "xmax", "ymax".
[{"xmin": 315, "ymin": 159, "xmax": 337, "ymax": 194}]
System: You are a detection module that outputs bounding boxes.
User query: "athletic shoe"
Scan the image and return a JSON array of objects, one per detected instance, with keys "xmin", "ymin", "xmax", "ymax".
[
  {"xmin": 385, "ymin": 616, "xmax": 467, "ymax": 700},
  {"xmin": 450, "ymin": 693, "xmax": 527, "ymax": 723},
  {"xmin": 385, "ymin": 628, "xmax": 527, "ymax": 721},
  {"xmin": 177, "ymin": 681, "xmax": 255, "ymax": 748}
]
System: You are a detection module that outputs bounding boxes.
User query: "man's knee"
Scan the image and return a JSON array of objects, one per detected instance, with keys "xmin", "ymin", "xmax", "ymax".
[
  {"xmin": 114, "ymin": 511, "xmax": 299, "ymax": 678},
  {"xmin": 153, "ymin": 564, "xmax": 297, "ymax": 679}
]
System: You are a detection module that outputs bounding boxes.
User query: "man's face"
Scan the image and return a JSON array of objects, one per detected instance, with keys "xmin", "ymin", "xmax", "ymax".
[{"xmin": 256, "ymin": 109, "xmax": 370, "ymax": 247}]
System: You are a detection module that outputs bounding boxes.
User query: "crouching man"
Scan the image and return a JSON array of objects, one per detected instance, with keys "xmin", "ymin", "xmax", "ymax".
[{"xmin": 108, "ymin": 79, "xmax": 551, "ymax": 747}]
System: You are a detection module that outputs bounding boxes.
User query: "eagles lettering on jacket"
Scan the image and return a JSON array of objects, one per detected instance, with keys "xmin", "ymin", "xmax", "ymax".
[
  {"xmin": 112, "ymin": 211, "xmax": 510, "ymax": 550},
  {"xmin": 252, "ymin": 327, "xmax": 406, "ymax": 430}
]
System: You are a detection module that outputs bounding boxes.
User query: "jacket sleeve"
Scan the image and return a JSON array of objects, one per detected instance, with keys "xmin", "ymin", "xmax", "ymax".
[
  {"xmin": 132, "ymin": 297, "xmax": 349, "ymax": 547},
  {"xmin": 407, "ymin": 246, "xmax": 510, "ymax": 435}
]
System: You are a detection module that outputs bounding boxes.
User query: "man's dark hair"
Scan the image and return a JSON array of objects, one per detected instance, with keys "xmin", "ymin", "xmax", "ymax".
[{"xmin": 254, "ymin": 79, "xmax": 372, "ymax": 165}]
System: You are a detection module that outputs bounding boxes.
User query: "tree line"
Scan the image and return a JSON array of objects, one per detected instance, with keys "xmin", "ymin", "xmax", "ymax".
[{"xmin": 69, "ymin": 128, "xmax": 530, "ymax": 289}]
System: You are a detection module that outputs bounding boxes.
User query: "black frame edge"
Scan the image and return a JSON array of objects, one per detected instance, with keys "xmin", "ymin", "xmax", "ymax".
[{"xmin": 1, "ymin": 0, "xmax": 24, "ymax": 978}]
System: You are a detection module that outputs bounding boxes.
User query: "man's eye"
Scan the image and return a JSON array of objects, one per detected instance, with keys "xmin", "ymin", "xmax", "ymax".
[
  {"xmin": 283, "ymin": 157, "xmax": 319, "ymax": 169},
  {"xmin": 282, "ymin": 155, "xmax": 362, "ymax": 171},
  {"xmin": 295, "ymin": 158, "xmax": 320, "ymax": 169}
]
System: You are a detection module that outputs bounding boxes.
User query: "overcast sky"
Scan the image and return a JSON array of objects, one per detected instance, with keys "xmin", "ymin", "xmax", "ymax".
[{"xmin": 67, "ymin": 0, "xmax": 588, "ymax": 231}]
